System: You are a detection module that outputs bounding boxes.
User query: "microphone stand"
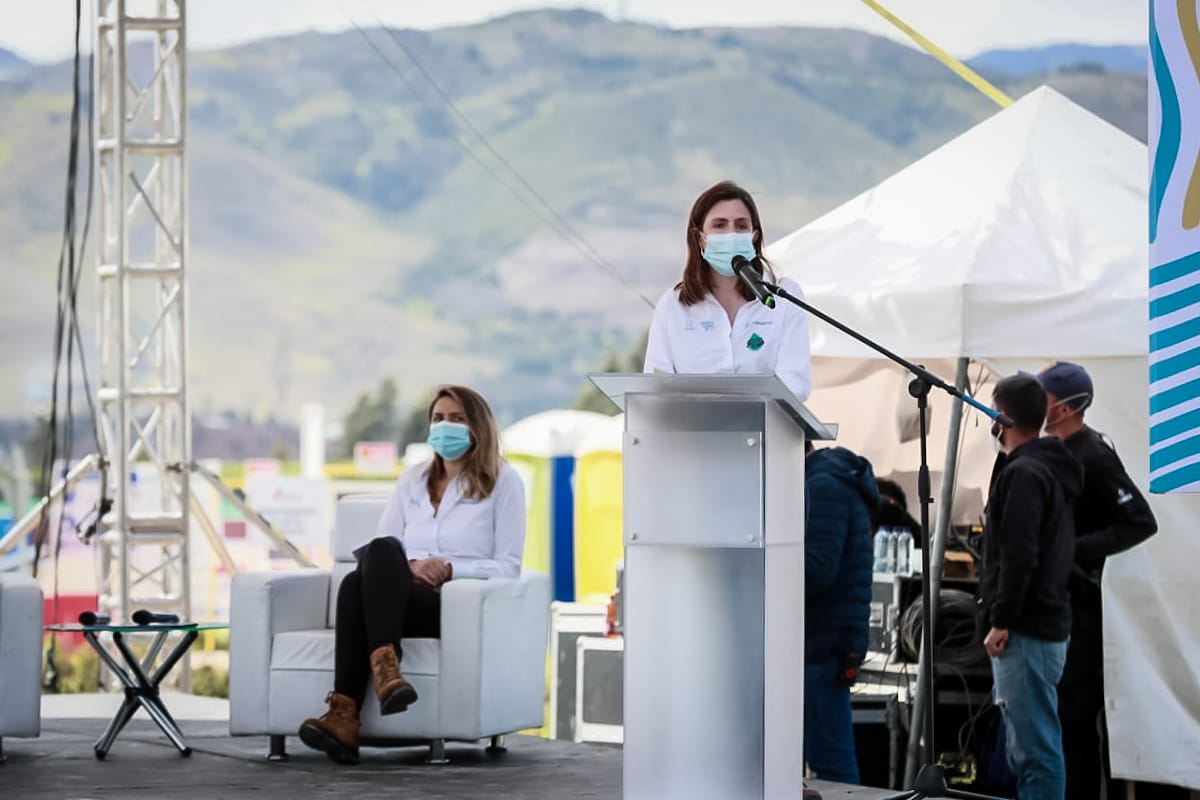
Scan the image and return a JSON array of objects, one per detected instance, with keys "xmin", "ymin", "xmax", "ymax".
[{"xmin": 757, "ymin": 276, "xmax": 1009, "ymax": 800}]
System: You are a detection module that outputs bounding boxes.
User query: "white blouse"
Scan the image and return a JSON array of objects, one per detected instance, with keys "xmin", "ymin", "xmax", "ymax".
[
  {"xmin": 642, "ymin": 276, "xmax": 813, "ymax": 401},
  {"xmin": 373, "ymin": 461, "xmax": 526, "ymax": 579}
]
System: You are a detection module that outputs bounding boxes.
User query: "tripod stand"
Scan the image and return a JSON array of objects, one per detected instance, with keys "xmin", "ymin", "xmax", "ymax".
[{"xmin": 754, "ymin": 277, "xmax": 1010, "ymax": 800}]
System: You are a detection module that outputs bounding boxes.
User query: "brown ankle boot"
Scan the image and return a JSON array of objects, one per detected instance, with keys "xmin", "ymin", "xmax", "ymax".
[
  {"xmin": 298, "ymin": 691, "xmax": 360, "ymax": 764},
  {"xmin": 370, "ymin": 644, "xmax": 418, "ymax": 715}
]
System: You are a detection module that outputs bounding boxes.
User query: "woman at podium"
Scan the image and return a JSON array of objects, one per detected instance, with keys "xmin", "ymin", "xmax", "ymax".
[{"xmin": 643, "ymin": 180, "xmax": 812, "ymax": 400}]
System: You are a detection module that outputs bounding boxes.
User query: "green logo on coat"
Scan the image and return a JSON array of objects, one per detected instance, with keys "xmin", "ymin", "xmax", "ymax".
[{"xmin": 747, "ymin": 333, "xmax": 764, "ymax": 351}]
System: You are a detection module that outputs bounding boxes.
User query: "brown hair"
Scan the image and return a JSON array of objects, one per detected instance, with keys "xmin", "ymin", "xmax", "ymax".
[
  {"xmin": 425, "ymin": 385, "xmax": 502, "ymax": 502},
  {"xmin": 677, "ymin": 180, "xmax": 777, "ymax": 306},
  {"xmin": 992, "ymin": 375, "xmax": 1047, "ymax": 434}
]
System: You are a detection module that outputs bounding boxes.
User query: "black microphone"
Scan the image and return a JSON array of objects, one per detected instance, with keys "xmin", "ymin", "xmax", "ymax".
[
  {"xmin": 78, "ymin": 610, "xmax": 111, "ymax": 626},
  {"xmin": 131, "ymin": 609, "xmax": 181, "ymax": 625},
  {"xmin": 731, "ymin": 255, "xmax": 775, "ymax": 308}
]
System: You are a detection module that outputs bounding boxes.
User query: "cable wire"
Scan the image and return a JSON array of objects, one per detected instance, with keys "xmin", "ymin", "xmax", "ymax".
[
  {"xmin": 340, "ymin": 6, "xmax": 655, "ymax": 308},
  {"xmin": 364, "ymin": 3, "xmax": 642, "ymax": 301},
  {"xmin": 899, "ymin": 588, "xmax": 987, "ymax": 671}
]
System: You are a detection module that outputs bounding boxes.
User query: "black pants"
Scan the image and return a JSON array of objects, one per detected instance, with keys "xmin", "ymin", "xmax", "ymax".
[
  {"xmin": 1059, "ymin": 588, "xmax": 1121, "ymax": 800},
  {"xmin": 333, "ymin": 537, "xmax": 441, "ymax": 708}
]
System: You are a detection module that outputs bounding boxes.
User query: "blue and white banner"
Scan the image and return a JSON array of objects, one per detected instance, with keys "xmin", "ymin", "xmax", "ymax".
[{"xmin": 1150, "ymin": 0, "xmax": 1200, "ymax": 493}]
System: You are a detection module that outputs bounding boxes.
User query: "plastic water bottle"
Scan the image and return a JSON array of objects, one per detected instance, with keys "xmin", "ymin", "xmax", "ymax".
[
  {"xmin": 895, "ymin": 530, "xmax": 913, "ymax": 575},
  {"xmin": 873, "ymin": 527, "xmax": 892, "ymax": 573}
]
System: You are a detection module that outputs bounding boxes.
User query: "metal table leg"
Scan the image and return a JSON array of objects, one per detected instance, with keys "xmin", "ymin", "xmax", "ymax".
[{"xmin": 83, "ymin": 629, "xmax": 199, "ymax": 759}]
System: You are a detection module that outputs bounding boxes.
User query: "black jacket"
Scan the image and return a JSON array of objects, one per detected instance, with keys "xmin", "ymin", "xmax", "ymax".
[
  {"xmin": 804, "ymin": 447, "xmax": 878, "ymax": 662},
  {"xmin": 979, "ymin": 437, "xmax": 1083, "ymax": 642},
  {"xmin": 1063, "ymin": 426, "xmax": 1158, "ymax": 576},
  {"xmin": 1060, "ymin": 426, "xmax": 1158, "ymax": 650}
]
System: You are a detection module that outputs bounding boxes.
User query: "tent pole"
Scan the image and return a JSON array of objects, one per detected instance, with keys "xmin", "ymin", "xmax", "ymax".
[{"xmin": 902, "ymin": 357, "xmax": 970, "ymax": 786}]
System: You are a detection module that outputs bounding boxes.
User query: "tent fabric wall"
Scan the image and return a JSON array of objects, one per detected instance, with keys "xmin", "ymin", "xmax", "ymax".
[
  {"xmin": 805, "ymin": 357, "xmax": 994, "ymax": 526},
  {"xmin": 766, "ymin": 87, "xmax": 1200, "ymax": 788}
]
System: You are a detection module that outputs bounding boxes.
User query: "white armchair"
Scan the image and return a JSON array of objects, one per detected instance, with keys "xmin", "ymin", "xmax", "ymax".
[
  {"xmin": 229, "ymin": 493, "xmax": 551, "ymax": 761},
  {"xmin": 0, "ymin": 570, "xmax": 43, "ymax": 762}
]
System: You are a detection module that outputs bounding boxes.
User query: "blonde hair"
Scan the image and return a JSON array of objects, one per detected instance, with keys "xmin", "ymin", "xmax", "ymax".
[{"xmin": 425, "ymin": 385, "xmax": 502, "ymax": 502}]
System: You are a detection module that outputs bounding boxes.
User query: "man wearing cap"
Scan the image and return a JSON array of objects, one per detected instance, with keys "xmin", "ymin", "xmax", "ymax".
[
  {"xmin": 980, "ymin": 374, "xmax": 1082, "ymax": 800},
  {"xmin": 1035, "ymin": 361, "xmax": 1159, "ymax": 800}
]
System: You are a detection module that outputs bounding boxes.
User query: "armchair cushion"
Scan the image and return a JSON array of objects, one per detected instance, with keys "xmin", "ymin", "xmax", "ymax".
[
  {"xmin": 271, "ymin": 630, "xmax": 440, "ymax": 677},
  {"xmin": 440, "ymin": 572, "xmax": 551, "ymax": 738},
  {"xmin": 331, "ymin": 493, "xmax": 390, "ymax": 562},
  {"xmin": 229, "ymin": 569, "xmax": 330, "ymax": 736},
  {"xmin": 0, "ymin": 571, "xmax": 43, "ymax": 738}
]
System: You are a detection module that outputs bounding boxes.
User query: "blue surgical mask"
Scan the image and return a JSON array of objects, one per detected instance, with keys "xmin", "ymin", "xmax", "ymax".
[
  {"xmin": 428, "ymin": 421, "xmax": 472, "ymax": 461},
  {"xmin": 702, "ymin": 232, "xmax": 757, "ymax": 277}
]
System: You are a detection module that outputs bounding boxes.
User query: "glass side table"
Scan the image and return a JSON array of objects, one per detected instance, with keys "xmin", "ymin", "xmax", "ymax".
[{"xmin": 46, "ymin": 621, "xmax": 229, "ymax": 760}]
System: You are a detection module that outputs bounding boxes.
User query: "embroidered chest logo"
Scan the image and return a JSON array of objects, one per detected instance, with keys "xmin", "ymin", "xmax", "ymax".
[
  {"xmin": 700, "ymin": 321, "xmax": 716, "ymax": 331},
  {"xmin": 746, "ymin": 333, "xmax": 764, "ymax": 351}
]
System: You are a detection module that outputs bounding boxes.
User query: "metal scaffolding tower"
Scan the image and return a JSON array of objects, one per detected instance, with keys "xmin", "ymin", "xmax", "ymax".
[
  {"xmin": 0, "ymin": 0, "xmax": 312, "ymax": 615},
  {"xmin": 94, "ymin": 0, "xmax": 190, "ymax": 623}
]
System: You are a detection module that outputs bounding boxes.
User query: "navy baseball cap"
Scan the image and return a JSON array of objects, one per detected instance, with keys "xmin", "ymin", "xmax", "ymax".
[{"xmin": 1034, "ymin": 361, "xmax": 1093, "ymax": 410}]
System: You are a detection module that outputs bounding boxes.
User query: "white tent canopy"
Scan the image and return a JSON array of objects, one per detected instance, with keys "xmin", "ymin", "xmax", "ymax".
[
  {"xmin": 501, "ymin": 409, "xmax": 616, "ymax": 458},
  {"xmin": 772, "ymin": 85, "xmax": 1147, "ymax": 360},
  {"xmin": 768, "ymin": 87, "xmax": 1200, "ymax": 790}
]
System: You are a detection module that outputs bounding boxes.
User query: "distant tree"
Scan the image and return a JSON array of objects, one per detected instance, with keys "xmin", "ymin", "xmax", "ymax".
[
  {"xmin": 398, "ymin": 392, "xmax": 436, "ymax": 450},
  {"xmin": 341, "ymin": 378, "xmax": 399, "ymax": 457},
  {"xmin": 271, "ymin": 439, "xmax": 292, "ymax": 461},
  {"xmin": 24, "ymin": 413, "xmax": 52, "ymax": 481},
  {"xmin": 1064, "ymin": 60, "xmax": 1107, "ymax": 74},
  {"xmin": 625, "ymin": 328, "xmax": 649, "ymax": 372},
  {"xmin": 573, "ymin": 351, "xmax": 623, "ymax": 414},
  {"xmin": 573, "ymin": 328, "xmax": 649, "ymax": 414}
]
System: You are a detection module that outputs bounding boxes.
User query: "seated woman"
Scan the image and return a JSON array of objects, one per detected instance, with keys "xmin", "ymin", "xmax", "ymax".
[{"xmin": 299, "ymin": 384, "xmax": 526, "ymax": 764}]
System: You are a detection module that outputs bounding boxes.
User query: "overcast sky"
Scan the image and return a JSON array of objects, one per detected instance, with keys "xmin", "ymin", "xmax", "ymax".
[{"xmin": 1, "ymin": 0, "xmax": 1146, "ymax": 63}]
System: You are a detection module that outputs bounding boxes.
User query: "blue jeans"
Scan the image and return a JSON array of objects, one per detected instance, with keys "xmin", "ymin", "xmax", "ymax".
[
  {"xmin": 804, "ymin": 659, "xmax": 860, "ymax": 783},
  {"xmin": 990, "ymin": 632, "xmax": 1069, "ymax": 800}
]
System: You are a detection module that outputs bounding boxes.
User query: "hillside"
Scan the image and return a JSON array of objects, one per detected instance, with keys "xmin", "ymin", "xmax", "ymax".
[
  {"xmin": 0, "ymin": 47, "xmax": 28, "ymax": 81},
  {"xmin": 0, "ymin": 10, "xmax": 1149, "ymax": 426},
  {"xmin": 969, "ymin": 43, "xmax": 1146, "ymax": 75}
]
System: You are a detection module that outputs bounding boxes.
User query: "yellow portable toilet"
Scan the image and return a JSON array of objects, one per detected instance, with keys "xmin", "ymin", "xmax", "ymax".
[
  {"xmin": 572, "ymin": 413, "xmax": 625, "ymax": 605},
  {"xmin": 502, "ymin": 410, "xmax": 616, "ymax": 602}
]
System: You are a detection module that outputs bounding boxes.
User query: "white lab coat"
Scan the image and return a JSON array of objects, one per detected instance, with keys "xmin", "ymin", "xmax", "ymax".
[
  {"xmin": 372, "ymin": 461, "xmax": 526, "ymax": 579},
  {"xmin": 643, "ymin": 276, "xmax": 812, "ymax": 401}
]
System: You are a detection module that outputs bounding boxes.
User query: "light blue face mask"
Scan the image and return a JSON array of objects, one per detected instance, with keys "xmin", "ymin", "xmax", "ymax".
[
  {"xmin": 428, "ymin": 421, "xmax": 472, "ymax": 461},
  {"xmin": 702, "ymin": 231, "xmax": 757, "ymax": 277}
]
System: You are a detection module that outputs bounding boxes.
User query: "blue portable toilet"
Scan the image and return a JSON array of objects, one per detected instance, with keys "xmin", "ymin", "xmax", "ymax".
[{"xmin": 502, "ymin": 410, "xmax": 615, "ymax": 602}]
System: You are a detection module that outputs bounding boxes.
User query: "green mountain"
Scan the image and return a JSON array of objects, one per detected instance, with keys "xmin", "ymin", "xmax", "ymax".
[
  {"xmin": 0, "ymin": 10, "xmax": 1148, "ymax": 425},
  {"xmin": 969, "ymin": 43, "xmax": 1146, "ymax": 76}
]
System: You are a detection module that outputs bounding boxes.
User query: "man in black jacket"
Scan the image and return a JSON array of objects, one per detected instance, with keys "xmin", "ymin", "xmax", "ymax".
[
  {"xmin": 980, "ymin": 375, "xmax": 1083, "ymax": 800},
  {"xmin": 1036, "ymin": 361, "xmax": 1159, "ymax": 800}
]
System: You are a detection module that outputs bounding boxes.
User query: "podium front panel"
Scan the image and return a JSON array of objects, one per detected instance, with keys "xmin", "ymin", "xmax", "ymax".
[
  {"xmin": 620, "ymin": 387, "xmax": 811, "ymax": 799},
  {"xmin": 623, "ymin": 430, "xmax": 763, "ymax": 548},
  {"xmin": 623, "ymin": 546, "xmax": 766, "ymax": 799}
]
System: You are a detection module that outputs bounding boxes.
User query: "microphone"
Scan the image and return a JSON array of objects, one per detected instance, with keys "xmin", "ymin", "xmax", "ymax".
[
  {"xmin": 131, "ymin": 609, "xmax": 181, "ymax": 625},
  {"xmin": 78, "ymin": 610, "xmax": 111, "ymax": 626},
  {"xmin": 731, "ymin": 255, "xmax": 775, "ymax": 308}
]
